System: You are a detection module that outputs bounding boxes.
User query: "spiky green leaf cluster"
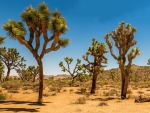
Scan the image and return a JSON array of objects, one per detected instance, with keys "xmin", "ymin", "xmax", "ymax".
[
  {"xmin": 21, "ymin": 3, "xmax": 50, "ymax": 25},
  {"xmin": 0, "ymin": 36, "xmax": 5, "ymax": 45},
  {"xmin": 58, "ymin": 38, "xmax": 71, "ymax": 48},
  {"xmin": 3, "ymin": 20, "xmax": 26, "ymax": 39},
  {"xmin": 48, "ymin": 10, "xmax": 68, "ymax": 33}
]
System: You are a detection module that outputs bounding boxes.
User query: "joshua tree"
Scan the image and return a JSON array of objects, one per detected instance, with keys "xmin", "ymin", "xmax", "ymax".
[
  {"xmin": 104, "ymin": 21, "xmax": 140, "ymax": 99},
  {"xmin": 15, "ymin": 63, "xmax": 26, "ymax": 81},
  {"xmin": 0, "ymin": 61, "xmax": 5, "ymax": 84},
  {"xmin": 0, "ymin": 47, "xmax": 26, "ymax": 81},
  {"xmin": 59, "ymin": 57, "xmax": 86, "ymax": 85},
  {"xmin": 26, "ymin": 65, "xmax": 39, "ymax": 82},
  {"xmin": 16, "ymin": 65, "xmax": 39, "ymax": 82},
  {"xmin": 3, "ymin": 3, "xmax": 70, "ymax": 104},
  {"xmin": 82, "ymin": 38, "xmax": 108, "ymax": 94},
  {"xmin": 109, "ymin": 70, "xmax": 116, "ymax": 82}
]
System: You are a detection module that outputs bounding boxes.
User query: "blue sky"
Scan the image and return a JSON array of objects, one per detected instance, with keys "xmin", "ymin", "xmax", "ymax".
[{"xmin": 0, "ymin": 0, "xmax": 150, "ymax": 76}]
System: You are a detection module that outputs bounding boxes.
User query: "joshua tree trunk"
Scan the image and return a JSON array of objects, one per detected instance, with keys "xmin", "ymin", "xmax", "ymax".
[
  {"xmin": 37, "ymin": 59, "xmax": 44, "ymax": 104},
  {"xmin": 91, "ymin": 64, "xmax": 98, "ymax": 94},
  {"xmin": 121, "ymin": 70, "xmax": 129, "ymax": 99},
  {"xmin": 91, "ymin": 74, "xmax": 97, "ymax": 94},
  {"xmin": 5, "ymin": 67, "xmax": 10, "ymax": 81}
]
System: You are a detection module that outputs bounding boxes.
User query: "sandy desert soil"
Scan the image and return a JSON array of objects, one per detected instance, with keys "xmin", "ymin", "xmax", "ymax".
[{"xmin": 0, "ymin": 84, "xmax": 150, "ymax": 113}]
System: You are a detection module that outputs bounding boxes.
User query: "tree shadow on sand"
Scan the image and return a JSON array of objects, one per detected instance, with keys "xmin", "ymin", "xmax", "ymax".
[
  {"xmin": 0, "ymin": 108, "xmax": 39, "ymax": 112},
  {"xmin": 0, "ymin": 101, "xmax": 52, "ymax": 112}
]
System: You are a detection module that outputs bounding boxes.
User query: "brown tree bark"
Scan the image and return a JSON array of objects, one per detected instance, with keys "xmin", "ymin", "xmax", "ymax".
[
  {"xmin": 5, "ymin": 67, "xmax": 10, "ymax": 81},
  {"xmin": 36, "ymin": 59, "xmax": 44, "ymax": 104},
  {"xmin": 121, "ymin": 70, "xmax": 129, "ymax": 99},
  {"xmin": 91, "ymin": 74, "xmax": 97, "ymax": 94}
]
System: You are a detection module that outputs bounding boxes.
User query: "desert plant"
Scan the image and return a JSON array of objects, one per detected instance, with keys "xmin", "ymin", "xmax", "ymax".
[
  {"xmin": 0, "ymin": 36, "xmax": 5, "ymax": 45},
  {"xmin": 82, "ymin": 38, "xmax": 108, "ymax": 94},
  {"xmin": 59, "ymin": 57, "xmax": 87, "ymax": 85},
  {"xmin": 3, "ymin": 3, "xmax": 70, "ymax": 104},
  {"xmin": 0, "ymin": 47, "xmax": 26, "ymax": 81},
  {"xmin": 2, "ymin": 81, "xmax": 21, "ymax": 90},
  {"xmin": 104, "ymin": 21, "xmax": 140, "ymax": 99},
  {"xmin": 75, "ymin": 97, "xmax": 86, "ymax": 104},
  {"xmin": 98, "ymin": 101, "xmax": 108, "ymax": 106},
  {"xmin": 109, "ymin": 70, "xmax": 116, "ymax": 82},
  {"xmin": 0, "ymin": 93, "xmax": 7, "ymax": 101}
]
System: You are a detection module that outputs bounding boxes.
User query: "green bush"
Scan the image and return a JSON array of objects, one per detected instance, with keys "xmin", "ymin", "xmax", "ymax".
[
  {"xmin": 2, "ymin": 81, "xmax": 20, "ymax": 90},
  {"xmin": 0, "ymin": 93, "xmax": 7, "ymax": 100}
]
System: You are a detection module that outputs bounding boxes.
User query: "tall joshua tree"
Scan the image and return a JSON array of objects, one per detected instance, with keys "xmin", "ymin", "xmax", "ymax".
[
  {"xmin": 104, "ymin": 21, "xmax": 140, "ymax": 99},
  {"xmin": 3, "ymin": 3, "xmax": 70, "ymax": 104},
  {"xmin": 0, "ymin": 47, "xmax": 26, "ymax": 81},
  {"xmin": 59, "ymin": 57, "xmax": 86, "ymax": 85},
  {"xmin": 82, "ymin": 38, "xmax": 108, "ymax": 94}
]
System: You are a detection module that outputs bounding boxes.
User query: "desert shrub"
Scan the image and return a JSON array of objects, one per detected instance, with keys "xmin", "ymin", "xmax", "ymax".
[
  {"xmin": 43, "ymin": 93, "xmax": 50, "ymax": 97},
  {"xmin": 32, "ymin": 86, "xmax": 39, "ymax": 92},
  {"xmin": 70, "ymin": 89, "xmax": 74, "ymax": 93},
  {"xmin": 103, "ymin": 89, "xmax": 117, "ymax": 96},
  {"xmin": 0, "ymin": 93, "xmax": 7, "ymax": 100},
  {"xmin": 2, "ymin": 81, "xmax": 20, "ymax": 90},
  {"xmin": 75, "ymin": 97, "xmax": 86, "ymax": 104},
  {"xmin": 127, "ymin": 89, "xmax": 133, "ymax": 94},
  {"xmin": 77, "ymin": 88, "xmax": 86, "ymax": 94},
  {"xmin": 132, "ymin": 87, "xmax": 138, "ymax": 90},
  {"xmin": 22, "ymin": 86, "xmax": 32, "ymax": 90},
  {"xmin": 32, "ymin": 82, "xmax": 39, "ymax": 87},
  {"xmin": 8, "ymin": 89, "xmax": 19, "ymax": 93},
  {"xmin": 51, "ymin": 92, "xmax": 56, "ymax": 96},
  {"xmin": 63, "ymin": 89, "xmax": 67, "ymax": 92},
  {"xmin": 137, "ymin": 91, "xmax": 144, "ymax": 94},
  {"xmin": 21, "ymin": 82, "xmax": 32, "ymax": 86},
  {"xmin": 146, "ymin": 89, "xmax": 150, "ymax": 91},
  {"xmin": 98, "ymin": 101, "xmax": 108, "ymax": 106},
  {"xmin": 49, "ymin": 87, "xmax": 57, "ymax": 92}
]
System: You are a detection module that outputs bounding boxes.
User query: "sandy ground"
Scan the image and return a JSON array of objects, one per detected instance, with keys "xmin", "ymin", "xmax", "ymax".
[{"xmin": 0, "ymin": 85, "xmax": 150, "ymax": 113}]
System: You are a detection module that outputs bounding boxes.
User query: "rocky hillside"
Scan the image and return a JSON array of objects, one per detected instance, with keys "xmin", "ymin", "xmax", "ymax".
[{"xmin": 98, "ymin": 64, "xmax": 150, "ymax": 82}]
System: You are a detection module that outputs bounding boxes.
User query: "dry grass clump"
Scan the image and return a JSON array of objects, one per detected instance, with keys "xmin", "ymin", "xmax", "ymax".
[
  {"xmin": 127, "ymin": 89, "xmax": 133, "ymax": 94},
  {"xmin": 137, "ymin": 91, "xmax": 144, "ymax": 94},
  {"xmin": 43, "ymin": 93, "xmax": 50, "ymax": 97},
  {"xmin": 103, "ymin": 89, "xmax": 118, "ymax": 96},
  {"xmin": 2, "ymin": 81, "xmax": 20, "ymax": 90},
  {"xmin": 8, "ymin": 89, "xmax": 19, "ymax": 93},
  {"xmin": 22, "ymin": 86, "xmax": 33, "ymax": 90},
  {"xmin": 75, "ymin": 97, "xmax": 86, "ymax": 104},
  {"xmin": 77, "ymin": 88, "xmax": 86, "ymax": 94},
  {"xmin": 69, "ymin": 89, "xmax": 74, "ymax": 93},
  {"xmin": 146, "ymin": 89, "xmax": 150, "ymax": 91},
  {"xmin": 132, "ymin": 87, "xmax": 138, "ymax": 90},
  {"xmin": 98, "ymin": 101, "xmax": 108, "ymax": 106},
  {"xmin": 21, "ymin": 82, "xmax": 32, "ymax": 86},
  {"xmin": 0, "ymin": 93, "xmax": 7, "ymax": 101},
  {"xmin": 51, "ymin": 92, "xmax": 56, "ymax": 96}
]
